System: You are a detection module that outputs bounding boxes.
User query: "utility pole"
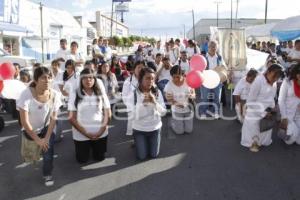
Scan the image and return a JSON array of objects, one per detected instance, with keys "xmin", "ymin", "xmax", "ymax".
[
  {"xmin": 183, "ymin": 24, "xmax": 186, "ymax": 39},
  {"xmin": 192, "ymin": 10, "xmax": 196, "ymax": 41},
  {"xmin": 110, "ymin": 0, "xmax": 114, "ymax": 37},
  {"xmin": 214, "ymin": 1, "xmax": 222, "ymax": 27},
  {"xmin": 264, "ymin": 0, "xmax": 268, "ymax": 24},
  {"xmin": 230, "ymin": 0, "xmax": 233, "ymax": 29},
  {"xmin": 39, "ymin": 2, "xmax": 44, "ymax": 63},
  {"xmin": 235, "ymin": 0, "xmax": 239, "ymax": 27}
]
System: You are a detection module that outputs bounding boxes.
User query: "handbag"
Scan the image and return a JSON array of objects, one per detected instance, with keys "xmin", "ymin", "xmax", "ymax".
[{"xmin": 259, "ymin": 111, "xmax": 277, "ymax": 132}]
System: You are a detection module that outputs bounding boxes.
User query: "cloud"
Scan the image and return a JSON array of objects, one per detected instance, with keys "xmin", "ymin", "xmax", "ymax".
[{"xmin": 72, "ymin": 0, "xmax": 92, "ymax": 9}]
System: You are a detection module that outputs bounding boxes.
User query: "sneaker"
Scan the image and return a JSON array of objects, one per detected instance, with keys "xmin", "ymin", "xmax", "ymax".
[
  {"xmin": 214, "ymin": 113, "xmax": 220, "ymax": 119},
  {"xmin": 44, "ymin": 176, "xmax": 54, "ymax": 186},
  {"xmin": 249, "ymin": 142, "xmax": 260, "ymax": 153},
  {"xmin": 200, "ymin": 114, "xmax": 208, "ymax": 120}
]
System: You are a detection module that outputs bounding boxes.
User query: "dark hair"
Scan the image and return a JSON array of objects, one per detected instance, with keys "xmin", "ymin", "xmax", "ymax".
[
  {"xmin": 156, "ymin": 53, "xmax": 162, "ymax": 58},
  {"xmin": 146, "ymin": 61, "xmax": 157, "ymax": 72},
  {"xmin": 20, "ymin": 69, "xmax": 31, "ymax": 81},
  {"xmin": 63, "ymin": 59, "xmax": 76, "ymax": 81},
  {"xmin": 134, "ymin": 60, "xmax": 145, "ymax": 70},
  {"xmin": 288, "ymin": 64, "xmax": 300, "ymax": 80},
  {"xmin": 170, "ymin": 65, "xmax": 184, "ymax": 76},
  {"xmin": 51, "ymin": 59, "xmax": 59, "ymax": 67},
  {"xmin": 29, "ymin": 66, "xmax": 52, "ymax": 87},
  {"xmin": 33, "ymin": 63, "xmax": 42, "ymax": 68},
  {"xmin": 175, "ymin": 38, "xmax": 180, "ymax": 43},
  {"xmin": 71, "ymin": 41, "xmax": 78, "ymax": 47},
  {"xmin": 13, "ymin": 63, "xmax": 20, "ymax": 70},
  {"xmin": 138, "ymin": 67, "xmax": 157, "ymax": 94},
  {"xmin": 60, "ymin": 39, "xmax": 67, "ymax": 44},
  {"xmin": 246, "ymin": 68, "xmax": 258, "ymax": 78},
  {"xmin": 266, "ymin": 63, "xmax": 285, "ymax": 79},
  {"xmin": 295, "ymin": 40, "xmax": 300, "ymax": 45},
  {"xmin": 162, "ymin": 57, "xmax": 170, "ymax": 61},
  {"xmin": 75, "ymin": 68, "xmax": 102, "ymax": 108},
  {"xmin": 97, "ymin": 61, "xmax": 110, "ymax": 75}
]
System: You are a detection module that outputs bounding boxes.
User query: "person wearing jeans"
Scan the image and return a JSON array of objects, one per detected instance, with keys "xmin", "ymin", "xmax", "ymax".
[
  {"xmin": 129, "ymin": 67, "xmax": 166, "ymax": 160},
  {"xmin": 18, "ymin": 67, "xmax": 62, "ymax": 186}
]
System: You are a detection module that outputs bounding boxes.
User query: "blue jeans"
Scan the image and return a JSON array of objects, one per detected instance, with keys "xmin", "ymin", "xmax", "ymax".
[
  {"xmin": 199, "ymin": 83, "xmax": 223, "ymax": 115},
  {"xmin": 133, "ymin": 129, "xmax": 161, "ymax": 160},
  {"xmin": 42, "ymin": 133, "xmax": 55, "ymax": 176},
  {"xmin": 157, "ymin": 79, "xmax": 169, "ymax": 93}
]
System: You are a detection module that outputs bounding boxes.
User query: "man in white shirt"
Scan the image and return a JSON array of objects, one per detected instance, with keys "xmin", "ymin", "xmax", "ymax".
[
  {"xmin": 55, "ymin": 39, "xmax": 68, "ymax": 71},
  {"xmin": 154, "ymin": 53, "xmax": 163, "ymax": 70},
  {"xmin": 152, "ymin": 41, "xmax": 164, "ymax": 59},
  {"xmin": 199, "ymin": 41, "xmax": 224, "ymax": 119},
  {"xmin": 175, "ymin": 38, "xmax": 186, "ymax": 53},
  {"xmin": 66, "ymin": 41, "xmax": 85, "ymax": 73}
]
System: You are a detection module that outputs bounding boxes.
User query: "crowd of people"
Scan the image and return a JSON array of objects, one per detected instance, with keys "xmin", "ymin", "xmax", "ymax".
[{"xmin": 8, "ymin": 35, "xmax": 300, "ymax": 186}]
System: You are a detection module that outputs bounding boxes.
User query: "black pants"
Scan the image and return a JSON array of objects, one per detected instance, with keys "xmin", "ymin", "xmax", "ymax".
[{"xmin": 74, "ymin": 137, "xmax": 107, "ymax": 164}]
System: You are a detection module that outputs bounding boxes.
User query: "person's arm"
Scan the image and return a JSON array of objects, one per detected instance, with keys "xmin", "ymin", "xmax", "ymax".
[{"xmin": 92, "ymin": 108, "xmax": 111, "ymax": 139}]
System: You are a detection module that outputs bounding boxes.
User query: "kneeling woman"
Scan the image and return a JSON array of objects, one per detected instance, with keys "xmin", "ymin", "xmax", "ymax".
[
  {"xmin": 129, "ymin": 67, "xmax": 167, "ymax": 160},
  {"xmin": 278, "ymin": 64, "xmax": 300, "ymax": 145},
  {"xmin": 68, "ymin": 68, "xmax": 111, "ymax": 163},
  {"xmin": 241, "ymin": 64, "xmax": 284, "ymax": 152}
]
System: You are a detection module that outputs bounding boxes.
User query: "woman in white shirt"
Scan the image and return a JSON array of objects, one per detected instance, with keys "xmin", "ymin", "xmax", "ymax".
[
  {"xmin": 97, "ymin": 62, "xmax": 120, "ymax": 105},
  {"xmin": 128, "ymin": 67, "xmax": 166, "ymax": 160},
  {"xmin": 68, "ymin": 68, "xmax": 111, "ymax": 163},
  {"xmin": 156, "ymin": 57, "xmax": 172, "ymax": 93},
  {"xmin": 241, "ymin": 64, "xmax": 284, "ymax": 152},
  {"xmin": 122, "ymin": 61, "xmax": 145, "ymax": 136},
  {"xmin": 278, "ymin": 64, "xmax": 300, "ymax": 145},
  {"xmin": 233, "ymin": 69, "xmax": 258, "ymax": 123},
  {"xmin": 17, "ymin": 67, "xmax": 62, "ymax": 186},
  {"xmin": 59, "ymin": 59, "xmax": 79, "ymax": 98},
  {"xmin": 164, "ymin": 65, "xmax": 195, "ymax": 134}
]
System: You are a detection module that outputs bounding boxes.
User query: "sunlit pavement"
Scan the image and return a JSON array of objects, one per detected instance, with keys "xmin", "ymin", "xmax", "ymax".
[{"xmin": 1, "ymin": 107, "xmax": 300, "ymax": 200}]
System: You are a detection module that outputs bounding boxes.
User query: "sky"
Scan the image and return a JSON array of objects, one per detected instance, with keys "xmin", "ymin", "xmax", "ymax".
[{"xmin": 36, "ymin": 0, "xmax": 300, "ymax": 38}]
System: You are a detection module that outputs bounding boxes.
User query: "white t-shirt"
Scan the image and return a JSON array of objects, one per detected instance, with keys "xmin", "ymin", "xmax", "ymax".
[
  {"xmin": 51, "ymin": 70, "xmax": 63, "ymax": 92},
  {"xmin": 158, "ymin": 66, "xmax": 171, "ymax": 82},
  {"xmin": 169, "ymin": 47, "xmax": 180, "ymax": 65},
  {"xmin": 233, "ymin": 77, "xmax": 252, "ymax": 100},
  {"xmin": 152, "ymin": 47, "xmax": 164, "ymax": 57},
  {"xmin": 17, "ymin": 88, "xmax": 62, "ymax": 133},
  {"xmin": 175, "ymin": 59, "xmax": 190, "ymax": 74},
  {"xmin": 99, "ymin": 74, "xmax": 119, "ymax": 104},
  {"xmin": 56, "ymin": 49, "xmax": 68, "ymax": 71},
  {"xmin": 164, "ymin": 80, "xmax": 192, "ymax": 113},
  {"xmin": 66, "ymin": 51, "xmax": 85, "ymax": 73},
  {"xmin": 186, "ymin": 46, "xmax": 200, "ymax": 58},
  {"xmin": 128, "ymin": 89, "xmax": 166, "ymax": 132},
  {"xmin": 68, "ymin": 80, "xmax": 111, "ymax": 141},
  {"xmin": 61, "ymin": 72, "xmax": 80, "ymax": 96},
  {"xmin": 207, "ymin": 54, "xmax": 222, "ymax": 69}
]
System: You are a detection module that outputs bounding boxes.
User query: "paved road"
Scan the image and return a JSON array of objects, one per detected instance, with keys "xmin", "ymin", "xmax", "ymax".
[{"xmin": 0, "ymin": 107, "xmax": 300, "ymax": 200}]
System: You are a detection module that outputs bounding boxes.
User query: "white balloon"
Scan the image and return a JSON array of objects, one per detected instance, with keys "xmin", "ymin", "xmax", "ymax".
[
  {"xmin": 1, "ymin": 80, "xmax": 27, "ymax": 100},
  {"xmin": 202, "ymin": 70, "xmax": 220, "ymax": 89}
]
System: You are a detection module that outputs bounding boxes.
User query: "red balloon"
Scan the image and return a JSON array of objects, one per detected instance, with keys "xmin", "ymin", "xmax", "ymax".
[
  {"xmin": 0, "ymin": 62, "xmax": 15, "ymax": 80},
  {"xmin": 0, "ymin": 80, "xmax": 3, "ymax": 92},
  {"xmin": 186, "ymin": 70, "xmax": 203, "ymax": 89},
  {"xmin": 190, "ymin": 55, "xmax": 207, "ymax": 72}
]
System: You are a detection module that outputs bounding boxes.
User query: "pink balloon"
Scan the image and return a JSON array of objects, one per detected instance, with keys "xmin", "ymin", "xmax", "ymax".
[
  {"xmin": 186, "ymin": 70, "xmax": 203, "ymax": 89},
  {"xmin": 0, "ymin": 62, "xmax": 15, "ymax": 80},
  {"xmin": 190, "ymin": 55, "xmax": 207, "ymax": 72}
]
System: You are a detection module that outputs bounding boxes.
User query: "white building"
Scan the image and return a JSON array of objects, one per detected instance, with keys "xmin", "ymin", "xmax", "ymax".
[{"xmin": 0, "ymin": 0, "xmax": 92, "ymax": 62}]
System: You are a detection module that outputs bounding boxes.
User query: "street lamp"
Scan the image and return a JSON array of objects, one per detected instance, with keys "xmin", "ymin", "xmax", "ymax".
[{"xmin": 265, "ymin": 0, "xmax": 268, "ymax": 24}]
